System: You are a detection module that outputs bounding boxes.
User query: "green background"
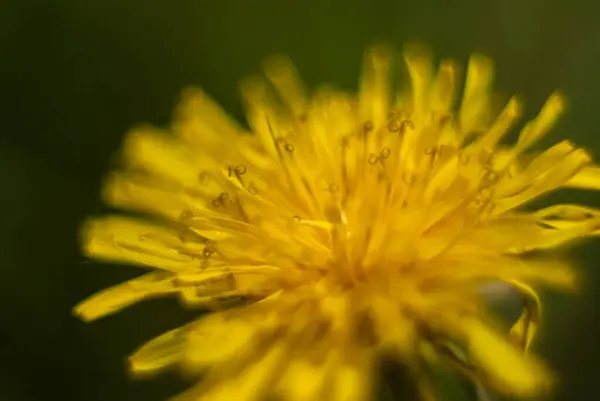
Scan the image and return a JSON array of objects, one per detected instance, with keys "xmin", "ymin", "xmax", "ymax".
[{"xmin": 1, "ymin": 0, "xmax": 600, "ymax": 400}]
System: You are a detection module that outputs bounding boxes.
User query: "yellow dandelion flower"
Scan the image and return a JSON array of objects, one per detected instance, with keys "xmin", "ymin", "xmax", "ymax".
[{"xmin": 74, "ymin": 44, "xmax": 600, "ymax": 401}]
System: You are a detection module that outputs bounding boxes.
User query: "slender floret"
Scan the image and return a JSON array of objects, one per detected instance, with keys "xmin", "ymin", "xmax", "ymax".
[{"xmin": 75, "ymin": 44, "xmax": 600, "ymax": 401}]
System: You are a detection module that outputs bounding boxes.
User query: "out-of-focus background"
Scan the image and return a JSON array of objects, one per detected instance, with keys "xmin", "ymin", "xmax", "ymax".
[{"xmin": 1, "ymin": 0, "xmax": 599, "ymax": 400}]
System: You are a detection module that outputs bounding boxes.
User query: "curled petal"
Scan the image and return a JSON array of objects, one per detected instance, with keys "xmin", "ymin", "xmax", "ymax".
[{"xmin": 506, "ymin": 280, "xmax": 541, "ymax": 352}]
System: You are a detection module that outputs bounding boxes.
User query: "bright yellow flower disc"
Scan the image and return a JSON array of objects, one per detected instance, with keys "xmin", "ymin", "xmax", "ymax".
[{"xmin": 74, "ymin": 44, "xmax": 600, "ymax": 401}]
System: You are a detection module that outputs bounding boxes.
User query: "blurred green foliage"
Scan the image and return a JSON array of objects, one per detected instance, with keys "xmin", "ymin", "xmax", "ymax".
[{"xmin": 1, "ymin": 0, "xmax": 600, "ymax": 400}]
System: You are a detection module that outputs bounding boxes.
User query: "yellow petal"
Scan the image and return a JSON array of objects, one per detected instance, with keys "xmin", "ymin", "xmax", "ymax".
[
  {"xmin": 493, "ymin": 140, "xmax": 575, "ymax": 199},
  {"xmin": 369, "ymin": 294, "xmax": 417, "ymax": 354},
  {"xmin": 277, "ymin": 358, "xmax": 333, "ymax": 401},
  {"xmin": 122, "ymin": 127, "xmax": 202, "ymax": 186},
  {"xmin": 82, "ymin": 216, "xmax": 201, "ymax": 271},
  {"xmin": 435, "ymin": 253, "xmax": 576, "ymax": 290},
  {"xmin": 331, "ymin": 360, "xmax": 372, "ymax": 401},
  {"xmin": 182, "ymin": 314, "xmax": 258, "ymax": 372},
  {"xmin": 240, "ymin": 77, "xmax": 281, "ymax": 159},
  {"xmin": 459, "ymin": 54, "xmax": 494, "ymax": 135},
  {"xmin": 565, "ymin": 165, "xmax": 600, "ymax": 190},
  {"xmin": 429, "ymin": 60, "xmax": 458, "ymax": 113},
  {"xmin": 73, "ymin": 272, "xmax": 176, "ymax": 321},
  {"xmin": 534, "ymin": 204, "xmax": 600, "ymax": 237},
  {"xmin": 470, "ymin": 96, "xmax": 522, "ymax": 151},
  {"xmin": 493, "ymin": 147, "xmax": 591, "ymax": 214},
  {"xmin": 103, "ymin": 173, "xmax": 193, "ymax": 221},
  {"xmin": 462, "ymin": 318, "xmax": 553, "ymax": 398},
  {"xmin": 460, "ymin": 207, "xmax": 600, "ymax": 254},
  {"xmin": 129, "ymin": 324, "xmax": 188, "ymax": 377},
  {"xmin": 172, "ymin": 88, "xmax": 246, "ymax": 151},
  {"xmin": 523, "ymin": 140, "xmax": 575, "ymax": 177},
  {"xmin": 360, "ymin": 44, "xmax": 393, "ymax": 129},
  {"xmin": 403, "ymin": 43, "xmax": 433, "ymax": 118},
  {"xmin": 516, "ymin": 92, "xmax": 565, "ymax": 151},
  {"xmin": 263, "ymin": 55, "xmax": 308, "ymax": 117},
  {"xmin": 172, "ymin": 344, "xmax": 286, "ymax": 401}
]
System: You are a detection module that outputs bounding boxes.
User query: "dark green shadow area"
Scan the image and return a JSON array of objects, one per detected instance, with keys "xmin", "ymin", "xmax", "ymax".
[{"xmin": 1, "ymin": 0, "xmax": 600, "ymax": 400}]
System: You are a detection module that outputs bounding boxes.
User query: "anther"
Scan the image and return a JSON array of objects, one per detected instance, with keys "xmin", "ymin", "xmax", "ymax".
[
  {"xmin": 235, "ymin": 165, "xmax": 247, "ymax": 175},
  {"xmin": 458, "ymin": 153, "xmax": 470, "ymax": 165},
  {"xmin": 433, "ymin": 112, "xmax": 452, "ymax": 126},
  {"xmin": 363, "ymin": 120, "xmax": 374, "ymax": 133},
  {"xmin": 341, "ymin": 134, "xmax": 350, "ymax": 146},
  {"xmin": 388, "ymin": 120, "xmax": 401, "ymax": 133},
  {"xmin": 202, "ymin": 242, "xmax": 216, "ymax": 258},
  {"xmin": 275, "ymin": 137, "xmax": 287, "ymax": 148},
  {"xmin": 212, "ymin": 192, "xmax": 229, "ymax": 208},
  {"xmin": 368, "ymin": 153, "xmax": 379, "ymax": 165},
  {"xmin": 354, "ymin": 309, "xmax": 378, "ymax": 347},
  {"xmin": 425, "ymin": 146, "xmax": 437, "ymax": 156},
  {"xmin": 379, "ymin": 148, "xmax": 391, "ymax": 160},
  {"xmin": 198, "ymin": 171, "xmax": 210, "ymax": 183},
  {"xmin": 484, "ymin": 164, "xmax": 497, "ymax": 179},
  {"xmin": 483, "ymin": 201, "xmax": 496, "ymax": 215},
  {"xmin": 400, "ymin": 120, "xmax": 415, "ymax": 134},
  {"xmin": 474, "ymin": 188, "xmax": 492, "ymax": 207},
  {"xmin": 247, "ymin": 183, "xmax": 258, "ymax": 195},
  {"xmin": 284, "ymin": 142, "xmax": 295, "ymax": 152},
  {"xmin": 180, "ymin": 210, "xmax": 194, "ymax": 222}
]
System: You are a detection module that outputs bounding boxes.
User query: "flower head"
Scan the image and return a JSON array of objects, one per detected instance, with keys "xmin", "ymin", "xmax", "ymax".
[{"xmin": 75, "ymin": 44, "xmax": 600, "ymax": 401}]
